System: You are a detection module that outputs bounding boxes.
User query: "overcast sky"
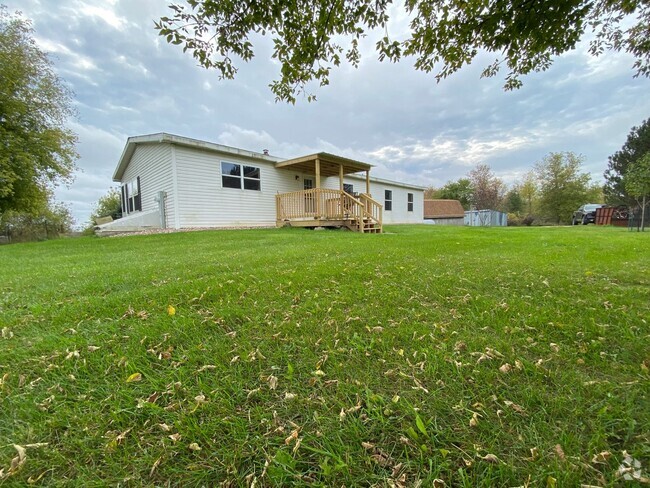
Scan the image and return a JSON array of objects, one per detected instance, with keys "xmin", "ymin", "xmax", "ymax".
[{"xmin": 7, "ymin": 0, "xmax": 650, "ymax": 226}]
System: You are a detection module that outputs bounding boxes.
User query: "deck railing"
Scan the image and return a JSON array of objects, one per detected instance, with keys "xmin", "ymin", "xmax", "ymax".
[
  {"xmin": 276, "ymin": 188, "xmax": 382, "ymax": 232},
  {"xmin": 359, "ymin": 193, "xmax": 382, "ymax": 230}
]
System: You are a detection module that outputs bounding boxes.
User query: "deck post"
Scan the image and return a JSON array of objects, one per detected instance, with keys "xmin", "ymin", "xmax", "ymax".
[
  {"xmin": 315, "ymin": 157, "xmax": 321, "ymax": 217},
  {"xmin": 366, "ymin": 169, "xmax": 370, "ymax": 195}
]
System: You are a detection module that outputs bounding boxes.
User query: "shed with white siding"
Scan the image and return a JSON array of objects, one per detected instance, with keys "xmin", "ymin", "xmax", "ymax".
[{"xmin": 100, "ymin": 133, "xmax": 424, "ymax": 234}]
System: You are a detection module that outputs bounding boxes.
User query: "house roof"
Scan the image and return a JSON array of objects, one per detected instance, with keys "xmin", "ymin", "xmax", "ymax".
[
  {"xmin": 424, "ymin": 199, "xmax": 465, "ymax": 218},
  {"xmin": 275, "ymin": 152, "xmax": 372, "ymax": 177},
  {"xmin": 346, "ymin": 172, "xmax": 426, "ymax": 191},
  {"xmin": 112, "ymin": 133, "xmax": 423, "ymax": 192},
  {"xmin": 113, "ymin": 132, "xmax": 282, "ymax": 181}
]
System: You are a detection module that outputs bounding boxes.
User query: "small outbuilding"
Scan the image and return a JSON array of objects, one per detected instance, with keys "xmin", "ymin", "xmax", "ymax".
[
  {"xmin": 464, "ymin": 209, "xmax": 508, "ymax": 227},
  {"xmin": 423, "ymin": 199, "xmax": 465, "ymax": 226}
]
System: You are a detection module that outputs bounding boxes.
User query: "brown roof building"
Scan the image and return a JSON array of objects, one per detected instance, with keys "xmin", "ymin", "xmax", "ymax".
[{"xmin": 424, "ymin": 199, "xmax": 465, "ymax": 219}]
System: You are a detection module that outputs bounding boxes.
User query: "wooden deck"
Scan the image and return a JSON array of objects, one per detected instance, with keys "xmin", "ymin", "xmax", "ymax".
[{"xmin": 276, "ymin": 189, "xmax": 383, "ymax": 233}]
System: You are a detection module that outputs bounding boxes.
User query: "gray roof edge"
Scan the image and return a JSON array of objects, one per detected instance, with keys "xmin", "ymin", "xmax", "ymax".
[
  {"xmin": 112, "ymin": 132, "xmax": 283, "ymax": 181},
  {"xmin": 345, "ymin": 172, "xmax": 427, "ymax": 191}
]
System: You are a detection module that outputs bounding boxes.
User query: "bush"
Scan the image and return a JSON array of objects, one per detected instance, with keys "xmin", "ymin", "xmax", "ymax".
[
  {"xmin": 0, "ymin": 202, "xmax": 74, "ymax": 243},
  {"xmin": 507, "ymin": 214, "xmax": 535, "ymax": 226}
]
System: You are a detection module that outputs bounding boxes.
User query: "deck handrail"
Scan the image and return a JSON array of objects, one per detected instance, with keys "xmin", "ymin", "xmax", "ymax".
[
  {"xmin": 359, "ymin": 193, "xmax": 382, "ymax": 231},
  {"xmin": 276, "ymin": 188, "xmax": 382, "ymax": 233}
]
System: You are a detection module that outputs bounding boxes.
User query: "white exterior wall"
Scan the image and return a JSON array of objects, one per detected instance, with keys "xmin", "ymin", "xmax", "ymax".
[
  {"xmin": 173, "ymin": 146, "xmax": 304, "ymax": 228},
  {"xmin": 121, "ymin": 144, "xmax": 174, "ymax": 227},
  {"xmin": 322, "ymin": 175, "xmax": 424, "ymax": 224}
]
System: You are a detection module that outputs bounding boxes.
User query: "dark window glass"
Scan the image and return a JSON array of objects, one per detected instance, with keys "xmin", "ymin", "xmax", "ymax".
[
  {"xmin": 385, "ymin": 190, "xmax": 392, "ymax": 211},
  {"xmin": 243, "ymin": 179, "xmax": 261, "ymax": 191},
  {"xmin": 407, "ymin": 192, "xmax": 413, "ymax": 212},
  {"xmin": 243, "ymin": 166, "xmax": 260, "ymax": 179},
  {"xmin": 344, "ymin": 183, "xmax": 354, "ymax": 194},
  {"xmin": 222, "ymin": 175, "xmax": 241, "ymax": 189},
  {"xmin": 221, "ymin": 162, "xmax": 240, "ymax": 176}
]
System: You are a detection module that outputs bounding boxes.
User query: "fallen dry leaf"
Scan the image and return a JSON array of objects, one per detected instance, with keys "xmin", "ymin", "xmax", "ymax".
[
  {"xmin": 126, "ymin": 372, "xmax": 142, "ymax": 383},
  {"xmin": 188, "ymin": 443, "xmax": 201, "ymax": 451},
  {"xmin": 87, "ymin": 346, "xmax": 100, "ymax": 352},
  {"xmin": 504, "ymin": 400, "xmax": 526, "ymax": 414},
  {"xmin": 339, "ymin": 408, "xmax": 346, "ymax": 422},
  {"xmin": 469, "ymin": 412, "xmax": 479, "ymax": 427},
  {"xmin": 197, "ymin": 365, "xmax": 217, "ymax": 372},
  {"xmin": 150, "ymin": 456, "xmax": 162, "ymax": 477},
  {"xmin": 168, "ymin": 433, "xmax": 181, "ymax": 442},
  {"xmin": 480, "ymin": 453, "xmax": 499, "ymax": 463},
  {"xmin": 591, "ymin": 451, "xmax": 612, "ymax": 464},
  {"xmin": 499, "ymin": 363, "xmax": 513, "ymax": 374},
  {"xmin": 554, "ymin": 444, "xmax": 566, "ymax": 461},
  {"xmin": 267, "ymin": 375, "xmax": 278, "ymax": 390},
  {"xmin": 284, "ymin": 428, "xmax": 300, "ymax": 445}
]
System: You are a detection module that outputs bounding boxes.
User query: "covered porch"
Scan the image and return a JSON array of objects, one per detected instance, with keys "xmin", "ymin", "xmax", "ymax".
[{"xmin": 275, "ymin": 153, "xmax": 382, "ymax": 233}]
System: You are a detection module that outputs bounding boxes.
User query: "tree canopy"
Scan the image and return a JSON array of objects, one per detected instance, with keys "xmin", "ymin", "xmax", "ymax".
[
  {"xmin": 427, "ymin": 178, "xmax": 473, "ymax": 210},
  {"xmin": 156, "ymin": 0, "xmax": 650, "ymax": 102},
  {"xmin": 89, "ymin": 188, "xmax": 122, "ymax": 225},
  {"xmin": 535, "ymin": 152, "xmax": 601, "ymax": 224},
  {"xmin": 0, "ymin": 7, "xmax": 77, "ymax": 215},
  {"xmin": 468, "ymin": 163, "xmax": 505, "ymax": 210},
  {"xmin": 604, "ymin": 118, "xmax": 650, "ymax": 206}
]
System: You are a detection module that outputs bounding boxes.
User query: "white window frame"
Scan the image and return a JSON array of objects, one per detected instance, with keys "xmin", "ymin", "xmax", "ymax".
[{"xmin": 220, "ymin": 161, "xmax": 261, "ymax": 191}]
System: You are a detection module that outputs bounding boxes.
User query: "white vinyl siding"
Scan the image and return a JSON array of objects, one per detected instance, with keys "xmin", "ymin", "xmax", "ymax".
[
  {"xmin": 173, "ymin": 146, "xmax": 302, "ymax": 227},
  {"xmin": 121, "ymin": 144, "xmax": 174, "ymax": 227},
  {"xmin": 324, "ymin": 175, "xmax": 424, "ymax": 224}
]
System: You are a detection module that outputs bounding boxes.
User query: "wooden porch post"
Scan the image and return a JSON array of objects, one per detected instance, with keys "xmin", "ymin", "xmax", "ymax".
[
  {"xmin": 366, "ymin": 169, "xmax": 370, "ymax": 195},
  {"xmin": 339, "ymin": 164, "xmax": 344, "ymax": 190},
  {"xmin": 315, "ymin": 157, "xmax": 321, "ymax": 216}
]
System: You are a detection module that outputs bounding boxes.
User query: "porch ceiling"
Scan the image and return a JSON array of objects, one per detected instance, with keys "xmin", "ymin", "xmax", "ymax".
[{"xmin": 275, "ymin": 152, "xmax": 373, "ymax": 177}]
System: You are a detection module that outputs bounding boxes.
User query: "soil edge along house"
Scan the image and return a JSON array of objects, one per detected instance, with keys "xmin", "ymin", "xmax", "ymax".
[{"xmin": 101, "ymin": 133, "xmax": 425, "ymax": 234}]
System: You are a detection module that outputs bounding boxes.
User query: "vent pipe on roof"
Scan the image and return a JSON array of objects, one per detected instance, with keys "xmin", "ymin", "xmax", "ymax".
[{"xmin": 263, "ymin": 149, "xmax": 269, "ymax": 155}]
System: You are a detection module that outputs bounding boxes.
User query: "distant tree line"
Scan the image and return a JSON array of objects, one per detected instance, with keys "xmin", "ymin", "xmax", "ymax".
[{"xmin": 425, "ymin": 119, "xmax": 650, "ymax": 226}]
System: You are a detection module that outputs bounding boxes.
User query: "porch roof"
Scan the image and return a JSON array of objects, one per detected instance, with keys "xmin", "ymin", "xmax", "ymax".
[{"xmin": 275, "ymin": 152, "xmax": 373, "ymax": 177}]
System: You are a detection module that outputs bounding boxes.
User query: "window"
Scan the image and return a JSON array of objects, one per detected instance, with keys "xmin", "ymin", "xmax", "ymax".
[
  {"xmin": 407, "ymin": 193, "xmax": 414, "ymax": 212},
  {"xmin": 121, "ymin": 177, "xmax": 141, "ymax": 214},
  {"xmin": 343, "ymin": 183, "xmax": 354, "ymax": 195},
  {"xmin": 221, "ymin": 162, "xmax": 261, "ymax": 191},
  {"xmin": 385, "ymin": 190, "xmax": 392, "ymax": 211}
]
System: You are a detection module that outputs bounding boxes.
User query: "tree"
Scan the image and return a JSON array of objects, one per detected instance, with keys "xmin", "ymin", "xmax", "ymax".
[
  {"xmin": 624, "ymin": 152, "xmax": 650, "ymax": 230},
  {"xmin": 156, "ymin": 0, "xmax": 650, "ymax": 102},
  {"xmin": 505, "ymin": 188, "xmax": 523, "ymax": 214},
  {"xmin": 0, "ymin": 7, "xmax": 77, "ymax": 216},
  {"xmin": 535, "ymin": 152, "xmax": 598, "ymax": 224},
  {"xmin": 432, "ymin": 178, "xmax": 474, "ymax": 210},
  {"xmin": 518, "ymin": 171, "xmax": 539, "ymax": 216},
  {"xmin": 90, "ymin": 188, "xmax": 122, "ymax": 225},
  {"xmin": 468, "ymin": 164, "xmax": 505, "ymax": 210},
  {"xmin": 604, "ymin": 118, "xmax": 650, "ymax": 206}
]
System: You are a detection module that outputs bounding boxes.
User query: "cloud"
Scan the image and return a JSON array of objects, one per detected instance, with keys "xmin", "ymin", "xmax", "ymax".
[{"xmin": 6, "ymin": 0, "xmax": 650, "ymax": 226}]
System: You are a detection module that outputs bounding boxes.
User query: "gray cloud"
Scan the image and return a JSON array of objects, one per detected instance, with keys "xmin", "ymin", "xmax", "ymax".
[{"xmin": 6, "ymin": 0, "xmax": 650, "ymax": 226}]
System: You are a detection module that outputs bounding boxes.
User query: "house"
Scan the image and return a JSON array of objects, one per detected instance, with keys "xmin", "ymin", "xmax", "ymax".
[
  {"xmin": 423, "ymin": 199, "xmax": 465, "ymax": 226},
  {"xmin": 99, "ymin": 133, "xmax": 425, "ymax": 234}
]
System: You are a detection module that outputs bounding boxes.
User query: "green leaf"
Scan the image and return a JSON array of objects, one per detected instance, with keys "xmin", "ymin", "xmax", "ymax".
[{"xmin": 415, "ymin": 413, "xmax": 428, "ymax": 436}]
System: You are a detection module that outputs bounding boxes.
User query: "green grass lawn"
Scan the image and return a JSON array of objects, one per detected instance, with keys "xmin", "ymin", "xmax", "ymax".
[{"xmin": 1, "ymin": 225, "xmax": 648, "ymax": 486}]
